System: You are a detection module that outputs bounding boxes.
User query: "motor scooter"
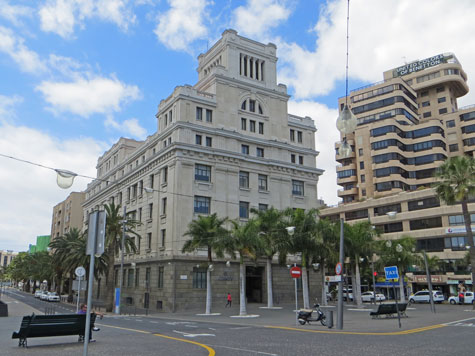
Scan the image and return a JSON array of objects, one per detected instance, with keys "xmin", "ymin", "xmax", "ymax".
[{"xmin": 297, "ymin": 302, "xmax": 327, "ymax": 326}]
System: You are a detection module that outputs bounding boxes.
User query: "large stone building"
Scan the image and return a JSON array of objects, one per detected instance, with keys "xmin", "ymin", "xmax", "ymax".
[
  {"xmin": 0, "ymin": 250, "xmax": 18, "ymax": 268},
  {"xmin": 51, "ymin": 192, "xmax": 85, "ymax": 240},
  {"xmin": 321, "ymin": 53, "xmax": 474, "ymax": 295},
  {"xmin": 83, "ymin": 30, "xmax": 324, "ymax": 311}
]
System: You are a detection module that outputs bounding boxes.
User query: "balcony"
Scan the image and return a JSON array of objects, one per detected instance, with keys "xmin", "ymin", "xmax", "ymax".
[{"xmin": 337, "ymin": 187, "xmax": 358, "ymax": 197}]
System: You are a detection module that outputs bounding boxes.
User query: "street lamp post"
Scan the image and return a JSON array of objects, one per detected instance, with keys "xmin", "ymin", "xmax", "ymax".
[
  {"xmin": 337, "ymin": 218, "xmax": 345, "ymax": 330},
  {"xmin": 116, "ymin": 205, "xmax": 126, "ymax": 314}
]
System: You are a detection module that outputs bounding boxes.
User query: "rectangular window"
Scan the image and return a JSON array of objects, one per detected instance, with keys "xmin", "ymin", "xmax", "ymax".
[
  {"xmin": 169, "ymin": 110, "xmax": 172, "ymax": 122},
  {"xmin": 439, "ymin": 108, "xmax": 447, "ymax": 114},
  {"xmin": 241, "ymin": 118, "xmax": 247, "ymax": 130},
  {"xmin": 421, "ymin": 101, "xmax": 430, "ymax": 107},
  {"xmin": 256, "ymin": 147, "xmax": 264, "ymax": 157},
  {"xmin": 358, "ymin": 148, "xmax": 363, "ymax": 155},
  {"xmin": 127, "ymin": 187, "xmax": 131, "ymax": 201},
  {"xmin": 136, "ymin": 236, "xmax": 141, "ymax": 253},
  {"xmin": 195, "ymin": 164, "xmax": 211, "ymax": 182},
  {"xmin": 409, "ymin": 217, "xmax": 443, "ymax": 230},
  {"xmin": 127, "ymin": 269, "xmax": 134, "ymax": 287},
  {"xmin": 361, "ymin": 188, "xmax": 366, "ymax": 196},
  {"xmin": 449, "ymin": 143, "xmax": 459, "ymax": 152},
  {"xmin": 148, "ymin": 203, "xmax": 153, "ymax": 219},
  {"xmin": 291, "ymin": 154, "xmax": 296, "ymax": 163},
  {"xmin": 437, "ymin": 97, "xmax": 446, "ymax": 103},
  {"xmin": 138, "ymin": 207, "xmax": 142, "ymax": 222},
  {"xmin": 205, "ymin": 136, "xmax": 212, "ymax": 147},
  {"xmin": 436, "ymin": 86, "xmax": 445, "ymax": 93},
  {"xmin": 449, "ymin": 214, "xmax": 475, "ymax": 226},
  {"xmin": 345, "ymin": 209, "xmax": 369, "ymax": 221},
  {"xmin": 241, "ymin": 145, "xmax": 249, "ymax": 155},
  {"xmin": 258, "ymin": 174, "xmax": 268, "ymax": 191},
  {"xmin": 161, "ymin": 197, "xmax": 167, "ymax": 215},
  {"xmin": 158, "ymin": 266, "xmax": 164, "ymax": 288},
  {"xmin": 145, "ymin": 267, "xmax": 151, "ymax": 289},
  {"xmin": 259, "ymin": 122, "xmax": 264, "ymax": 134},
  {"xmin": 258, "ymin": 203, "xmax": 268, "ymax": 211},
  {"xmin": 147, "ymin": 232, "xmax": 152, "ymax": 250},
  {"xmin": 290, "ymin": 129, "xmax": 295, "ymax": 142},
  {"xmin": 196, "ymin": 107, "xmax": 203, "ymax": 121},
  {"xmin": 164, "ymin": 113, "xmax": 167, "ymax": 126},
  {"xmin": 249, "ymin": 100, "xmax": 256, "ymax": 112},
  {"xmin": 446, "ymin": 120, "xmax": 455, "ymax": 128},
  {"xmin": 250, "ymin": 120, "xmax": 256, "ymax": 132},
  {"xmin": 162, "ymin": 167, "xmax": 168, "ymax": 184},
  {"xmin": 135, "ymin": 268, "xmax": 140, "ymax": 287},
  {"xmin": 194, "ymin": 196, "xmax": 210, "ymax": 214},
  {"xmin": 292, "ymin": 180, "xmax": 304, "ymax": 196},
  {"xmin": 195, "ymin": 134, "xmax": 202, "ymax": 145},
  {"xmin": 160, "ymin": 229, "xmax": 166, "ymax": 246},
  {"xmin": 193, "ymin": 268, "xmax": 207, "ymax": 289},
  {"xmin": 360, "ymin": 174, "xmax": 366, "ymax": 183},
  {"xmin": 408, "ymin": 197, "xmax": 440, "ymax": 211},
  {"xmin": 297, "ymin": 131, "xmax": 303, "ymax": 143},
  {"xmin": 149, "ymin": 174, "xmax": 154, "ymax": 189},
  {"xmin": 206, "ymin": 109, "xmax": 212, "ymax": 122},
  {"xmin": 239, "ymin": 201, "xmax": 250, "ymax": 218},
  {"xmin": 423, "ymin": 112, "xmax": 431, "ymax": 118},
  {"xmin": 298, "ymin": 155, "xmax": 303, "ymax": 165},
  {"xmin": 360, "ymin": 161, "xmax": 365, "ymax": 169},
  {"xmin": 239, "ymin": 171, "xmax": 249, "ymax": 188}
]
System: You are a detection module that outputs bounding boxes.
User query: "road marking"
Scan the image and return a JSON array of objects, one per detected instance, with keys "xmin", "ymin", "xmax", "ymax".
[
  {"xmin": 206, "ymin": 344, "xmax": 278, "ymax": 355},
  {"xmin": 347, "ymin": 308, "xmax": 373, "ymax": 311},
  {"xmin": 265, "ymin": 324, "xmax": 446, "ymax": 335},
  {"xmin": 150, "ymin": 321, "xmax": 159, "ymax": 324},
  {"xmin": 444, "ymin": 317, "xmax": 475, "ymax": 325},
  {"xmin": 173, "ymin": 330, "xmax": 216, "ymax": 337},
  {"xmin": 100, "ymin": 324, "xmax": 215, "ymax": 355},
  {"xmin": 135, "ymin": 319, "xmax": 143, "ymax": 322},
  {"xmin": 166, "ymin": 321, "xmax": 196, "ymax": 326}
]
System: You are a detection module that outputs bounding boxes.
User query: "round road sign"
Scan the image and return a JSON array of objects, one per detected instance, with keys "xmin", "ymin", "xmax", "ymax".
[
  {"xmin": 75, "ymin": 266, "xmax": 86, "ymax": 278},
  {"xmin": 335, "ymin": 262, "xmax": 343, "ymax": 275},
  {"xmin": 290, "ymin": 266, "xmax": 302, "ymax": 278}
]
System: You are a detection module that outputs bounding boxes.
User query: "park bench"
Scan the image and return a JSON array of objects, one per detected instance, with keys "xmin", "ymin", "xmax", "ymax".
[
  {"xmin": 12, "ymin": 313, "xmax": 96, "ymax": 347},
  {"xmin": 370, "ymin": 303, "xmax": 408, "ymax": 319}
]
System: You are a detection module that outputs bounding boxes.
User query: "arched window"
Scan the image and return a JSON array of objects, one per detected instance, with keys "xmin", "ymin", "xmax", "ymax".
[{"xmin": 240, "ymin": 98, "xmax": 264, "ymax": 116}]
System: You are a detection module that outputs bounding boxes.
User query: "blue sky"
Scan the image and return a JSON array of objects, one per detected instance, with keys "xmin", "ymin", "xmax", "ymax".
[{"xmin": 2, "ymin": 0, "xmax": 475, "ymax": 252}]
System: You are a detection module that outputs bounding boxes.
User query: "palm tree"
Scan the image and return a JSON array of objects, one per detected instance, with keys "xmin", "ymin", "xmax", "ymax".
[
  {"xmin": 227, "ymin": 219, "xmax": 260, "ymax": 316},
  {"xmin": 345, "ymin": 221, "xmax": 377, "ymax": 307},
  {"xmin": 314, "ymin": 217, "xmax": 339, "ymax": 305},
  {"xmin": 434, "ymin": 155, "xmax": 475, "ymax": 290},
  {"xmin": 285, "ymin": 208, "xmax": 319, "ymax": 309},
  {"xmin": 104, "ymin": 202, "xmax": 139, "ymax": 312},
  {"xmin": 377, "ymin": 236, "xmax": 416, "ymax": 302},
  {"xmin": 252, "ymin": 207, "xmax": 288, "ymax": 308},
  {"xmin": 182, "ymin": 213, "xmax": 229, "ymax": 315}
]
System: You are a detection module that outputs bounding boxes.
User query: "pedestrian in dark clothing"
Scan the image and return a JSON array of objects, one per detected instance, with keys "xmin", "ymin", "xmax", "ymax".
[{"xmin": 225, "ymin": 293, "xmax": 232, "ymax": 307}]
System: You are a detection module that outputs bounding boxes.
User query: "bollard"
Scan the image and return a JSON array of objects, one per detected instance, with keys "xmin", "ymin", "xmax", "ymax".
[{"xmin": 326, "ymin": 310, "xmax": 333, "ymax": 329}]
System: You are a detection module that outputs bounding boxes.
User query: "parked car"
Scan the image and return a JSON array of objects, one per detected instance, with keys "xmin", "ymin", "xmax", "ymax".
[
  {"xmin": 342, "ymin": 288, "xmax": 353, "ymax": 301},
  {"xmin": 39, "ymin": 291, "xmax": 49, "ymax": 301},
  {"xmin": 34, "ymin": 290, "xmax": 42, "ymax": 298},
  {"xmin": 47, "ymin": 292, "xmax": 60, "ymax": 302},
  {"xmin": 361, "ymin": 291, "xmax": 386, "ymax": 302},
  {"xmin": 409, "ymin": 290, "xmax": 445, "ymax": 304},
  {"xmin": 448, "ymin": 292, "xmax": 474, "ymax": 304}
]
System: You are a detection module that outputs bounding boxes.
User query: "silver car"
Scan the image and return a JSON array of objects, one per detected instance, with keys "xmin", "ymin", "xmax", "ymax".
[
  {"xmin": 361, "ymin": 291, "xmax": 386, "ymax": 302},
  {"xmin": 409, "ymin": 290, "xmax": 444, "ymax": 303}
]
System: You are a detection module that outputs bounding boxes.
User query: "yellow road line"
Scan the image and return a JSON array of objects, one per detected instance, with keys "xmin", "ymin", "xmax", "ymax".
[
  {"xmin": 100, "ymin": 324, "xmax": 215, "ymax": 355},
  {"xmin": 153, "ymin": 333, "xmax": 216, "ymax": 356},
  {"xmin": 265, "ymin": 324, "xmax": 446, "ymax": 335}
]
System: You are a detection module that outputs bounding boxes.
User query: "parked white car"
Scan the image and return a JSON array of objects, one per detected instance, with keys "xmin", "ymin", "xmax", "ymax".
[
  {"xmin": 34, "ymin": 290, "xmax": 42, "ymax": 298},
  {"xmin": 47, "ymin": 292, "xmax": 60, "ymax": 302},
  {"xmin": 39, "ymin": 291, "xmax": 49, "ymax": 301},
  {"xmin": 361, "ymin": 291, "xmax": 386, "ymax": 303},
  {"xmin": 343, "ymin": 288, "xmax": 353, "ymax": 301},
  {"xmin": 448, "ymin": 292, "xmax": 474, "ymax": 304},
  {"xmin": 409, "ymin": 290, "xmax": 445, "ymax": 304}
]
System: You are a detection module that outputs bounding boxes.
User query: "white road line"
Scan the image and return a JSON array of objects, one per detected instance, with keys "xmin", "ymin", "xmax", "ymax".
[
  {"xmin": 207, "ymin": 344, "xmax": 278, "ymax": 356},
  {"xmin": 149, "ymin": 321, "xmax": 159, "ymax": 324},
  {"xmin": 173, "ymin": 330, "xmax": 215, "ymax": 338},
  {"xmin": 444, "ymin": 316, "xmax": 475, "ymax": 325},
  {"xmin": 135, "ymin": 319, "xmax": 143, "ymax": 322}
]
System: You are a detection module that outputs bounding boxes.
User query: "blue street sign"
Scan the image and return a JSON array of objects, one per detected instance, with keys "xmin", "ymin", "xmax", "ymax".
[{"xmin": 384, "ymin": 266, "xmax": 399, "ymax": 280}]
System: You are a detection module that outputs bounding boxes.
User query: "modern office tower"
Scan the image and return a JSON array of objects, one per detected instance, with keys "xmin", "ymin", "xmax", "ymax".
[
  {"xmin": 336, "ymin": 53, "xmax": 473, "ymax": 204},
  {"xmin": 83, "ymin": 30, "xmax": 323, "ymax": 311},
  {"xmin": 322, "ymin": 54, "xmax": 474, "ymax": 295},
  {"xmin": 51, "ymin": 192, "xmax": 85, "ymax": 240}
]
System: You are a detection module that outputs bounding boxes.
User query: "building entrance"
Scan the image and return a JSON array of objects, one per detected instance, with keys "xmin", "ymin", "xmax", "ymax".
[{"xmin": 246, "ymin": 266, "xmax": 264, "ymax": 303}]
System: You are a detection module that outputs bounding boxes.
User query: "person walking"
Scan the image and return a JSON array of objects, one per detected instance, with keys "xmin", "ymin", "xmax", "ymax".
[{"xmin": 225, "ymin": 293, "xmax": 232, "ymax": 308}]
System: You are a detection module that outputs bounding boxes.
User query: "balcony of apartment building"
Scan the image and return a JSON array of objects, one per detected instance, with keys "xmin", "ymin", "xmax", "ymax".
[{"xmin": 337, "ymin": 184, "xmax": 358, "ymax": 198}]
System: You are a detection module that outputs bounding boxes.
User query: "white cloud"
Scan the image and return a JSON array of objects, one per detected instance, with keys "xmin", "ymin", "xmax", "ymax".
[
  {"xmin": 0, "ymin": 94, "xmax": 23, "ymax": 120},
  {"xmin": 232, "ymin": 0, "xmax": 291, "ymax": 40},
  {"xmin": 0, "ymin": 0, "xmax": 33, "ymax": 26},
  {"xmin": 0, "ymin": 122, "xmax": 106, "ymax": 252},
  {"xmin": 105, "ymin": 116, "xmax": 147, "ymax": 139},
  {"xmin": 0, "ymin": 26, "xmax": 47, "ymax": 73},
  {"xmin": 39, "ymin": 0, "xmax": 136, "ymax": 38},
  {"xmin": 36, "ymin": 75, "xmax": 141, "ymax": 117},
  {"xmin": 278, "ymin": 0, "xmax": 475, "ymax": 105},
  {"xmin": 288, "ymin": 100, "xmax": 339, "ymax": 206},
  {"xmin": 154, "ymin": 0, "xmax": 209, "ymax": 51}
]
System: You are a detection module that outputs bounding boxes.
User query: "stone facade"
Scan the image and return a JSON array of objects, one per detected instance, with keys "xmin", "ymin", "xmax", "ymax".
[
  {"xmin": 51, "ymin": 192, "xmax": 85, "ymax": 240},
  {"xmin": 83, "ymin": 30, "xmax": 324, "ymax": 311}
]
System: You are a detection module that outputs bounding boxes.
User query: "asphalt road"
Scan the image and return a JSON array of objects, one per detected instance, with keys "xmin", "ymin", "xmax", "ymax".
[{"xmin": 3, "ymin": 289, "xmax": 475, "ymax": 356}]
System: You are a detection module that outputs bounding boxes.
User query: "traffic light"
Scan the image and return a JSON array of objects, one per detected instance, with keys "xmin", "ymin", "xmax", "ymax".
[{"xmin": 373, "ymin": 271, "xmax": 378, "ymax": 277}]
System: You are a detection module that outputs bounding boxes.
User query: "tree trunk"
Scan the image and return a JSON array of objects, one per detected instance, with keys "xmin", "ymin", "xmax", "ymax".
[
  {"xmin": 354, "ymin": 257, "xmax": 363, "ymax": 308},
  {"xmin": 461, "ymin": 200, "xmax": 475, "ymax": 302},
  {"xmin": 266, "ymin": 257, "xmax": 274, "ymax": 308},
  {"xmin": 321, "ymin": 260, "xmax": 327, "ymax": 306},
  {"xmin": 105, "ymin": 253, "xmax": 116, "ymax": 312},
  {"xmin": 68, "ymin": 273, "xmax": 74, "ymax": 303},
  {"xmin": 399, "ymin": 273, "xmax": 406, "ymax": 303},
  {"xmin": 351, "ymin": 270, "xmax": 357, "ymax": 305},
  {"xmin": 302, "ymin": 266, "xmax": 310, "ymax": 309},
  {"xmin": 239, "ymin": 262, "xmax": 247, "ymax": 315},
  {"xmin": 205, "ymin": 268, "xmax": 212, "ymax": 314}
]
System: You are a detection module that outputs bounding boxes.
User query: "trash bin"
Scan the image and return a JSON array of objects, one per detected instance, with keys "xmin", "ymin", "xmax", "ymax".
[
  {"xmin": 0, "ymin": 301, "xmax": 8, "ymax": 317},
  {"xmin": 325, "ymin": 310, "xmax": 333, "ymax": 329}
]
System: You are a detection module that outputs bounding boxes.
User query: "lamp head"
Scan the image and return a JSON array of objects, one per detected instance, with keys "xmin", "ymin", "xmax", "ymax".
[
  {"xmin": 336, "ymin": 105, "xmax": 357, "ymax": 134},
  {"xmin": 285, "ymin": 226, "xmax": 295, "ymax": 236},
  {"xmin": 338, "ymin": 139, "xmax": 352, "ymax": 158},
  {"xmin": 144, "ymin": 187, "xmax": 154, "ymax": 193},
  {"xmin": 55, "ymin": 169, "xmax": 77, "ymax": 189}
]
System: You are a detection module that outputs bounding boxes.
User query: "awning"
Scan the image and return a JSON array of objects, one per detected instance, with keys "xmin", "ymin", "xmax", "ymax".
[{"xmin": 375, "ymin": 281, "xmax": 407, "ymax": 287}]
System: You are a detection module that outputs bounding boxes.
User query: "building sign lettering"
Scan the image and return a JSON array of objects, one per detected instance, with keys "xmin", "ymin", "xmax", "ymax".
[{"xmin": 393, "ymin": 54, "xmax": 446, "ymax": 77}]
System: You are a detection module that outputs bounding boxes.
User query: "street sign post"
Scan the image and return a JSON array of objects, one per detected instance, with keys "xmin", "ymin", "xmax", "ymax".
[
  {"xmin": 335, "ymin": 262, "xmax": 343, "ymax": 275},
  {"xmin": 74, "ymin": 267, "xmax": 86, "ymax": 313},
  {"xmin": 290, "ymin": 266, "xmax": 302, "ymax": 278},
  {"xmin": 384, "ymin": 265, "xmax": 402, "ymax": 328},
  {"xmin": 290, "ymin": 264, "xmax": 301, "ymax": 326}
]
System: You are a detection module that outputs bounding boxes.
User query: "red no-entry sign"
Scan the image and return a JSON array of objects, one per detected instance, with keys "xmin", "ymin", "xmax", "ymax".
[{"xmin": 290, "ymin": 266, "xmax": 302, "ymax": 278}]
